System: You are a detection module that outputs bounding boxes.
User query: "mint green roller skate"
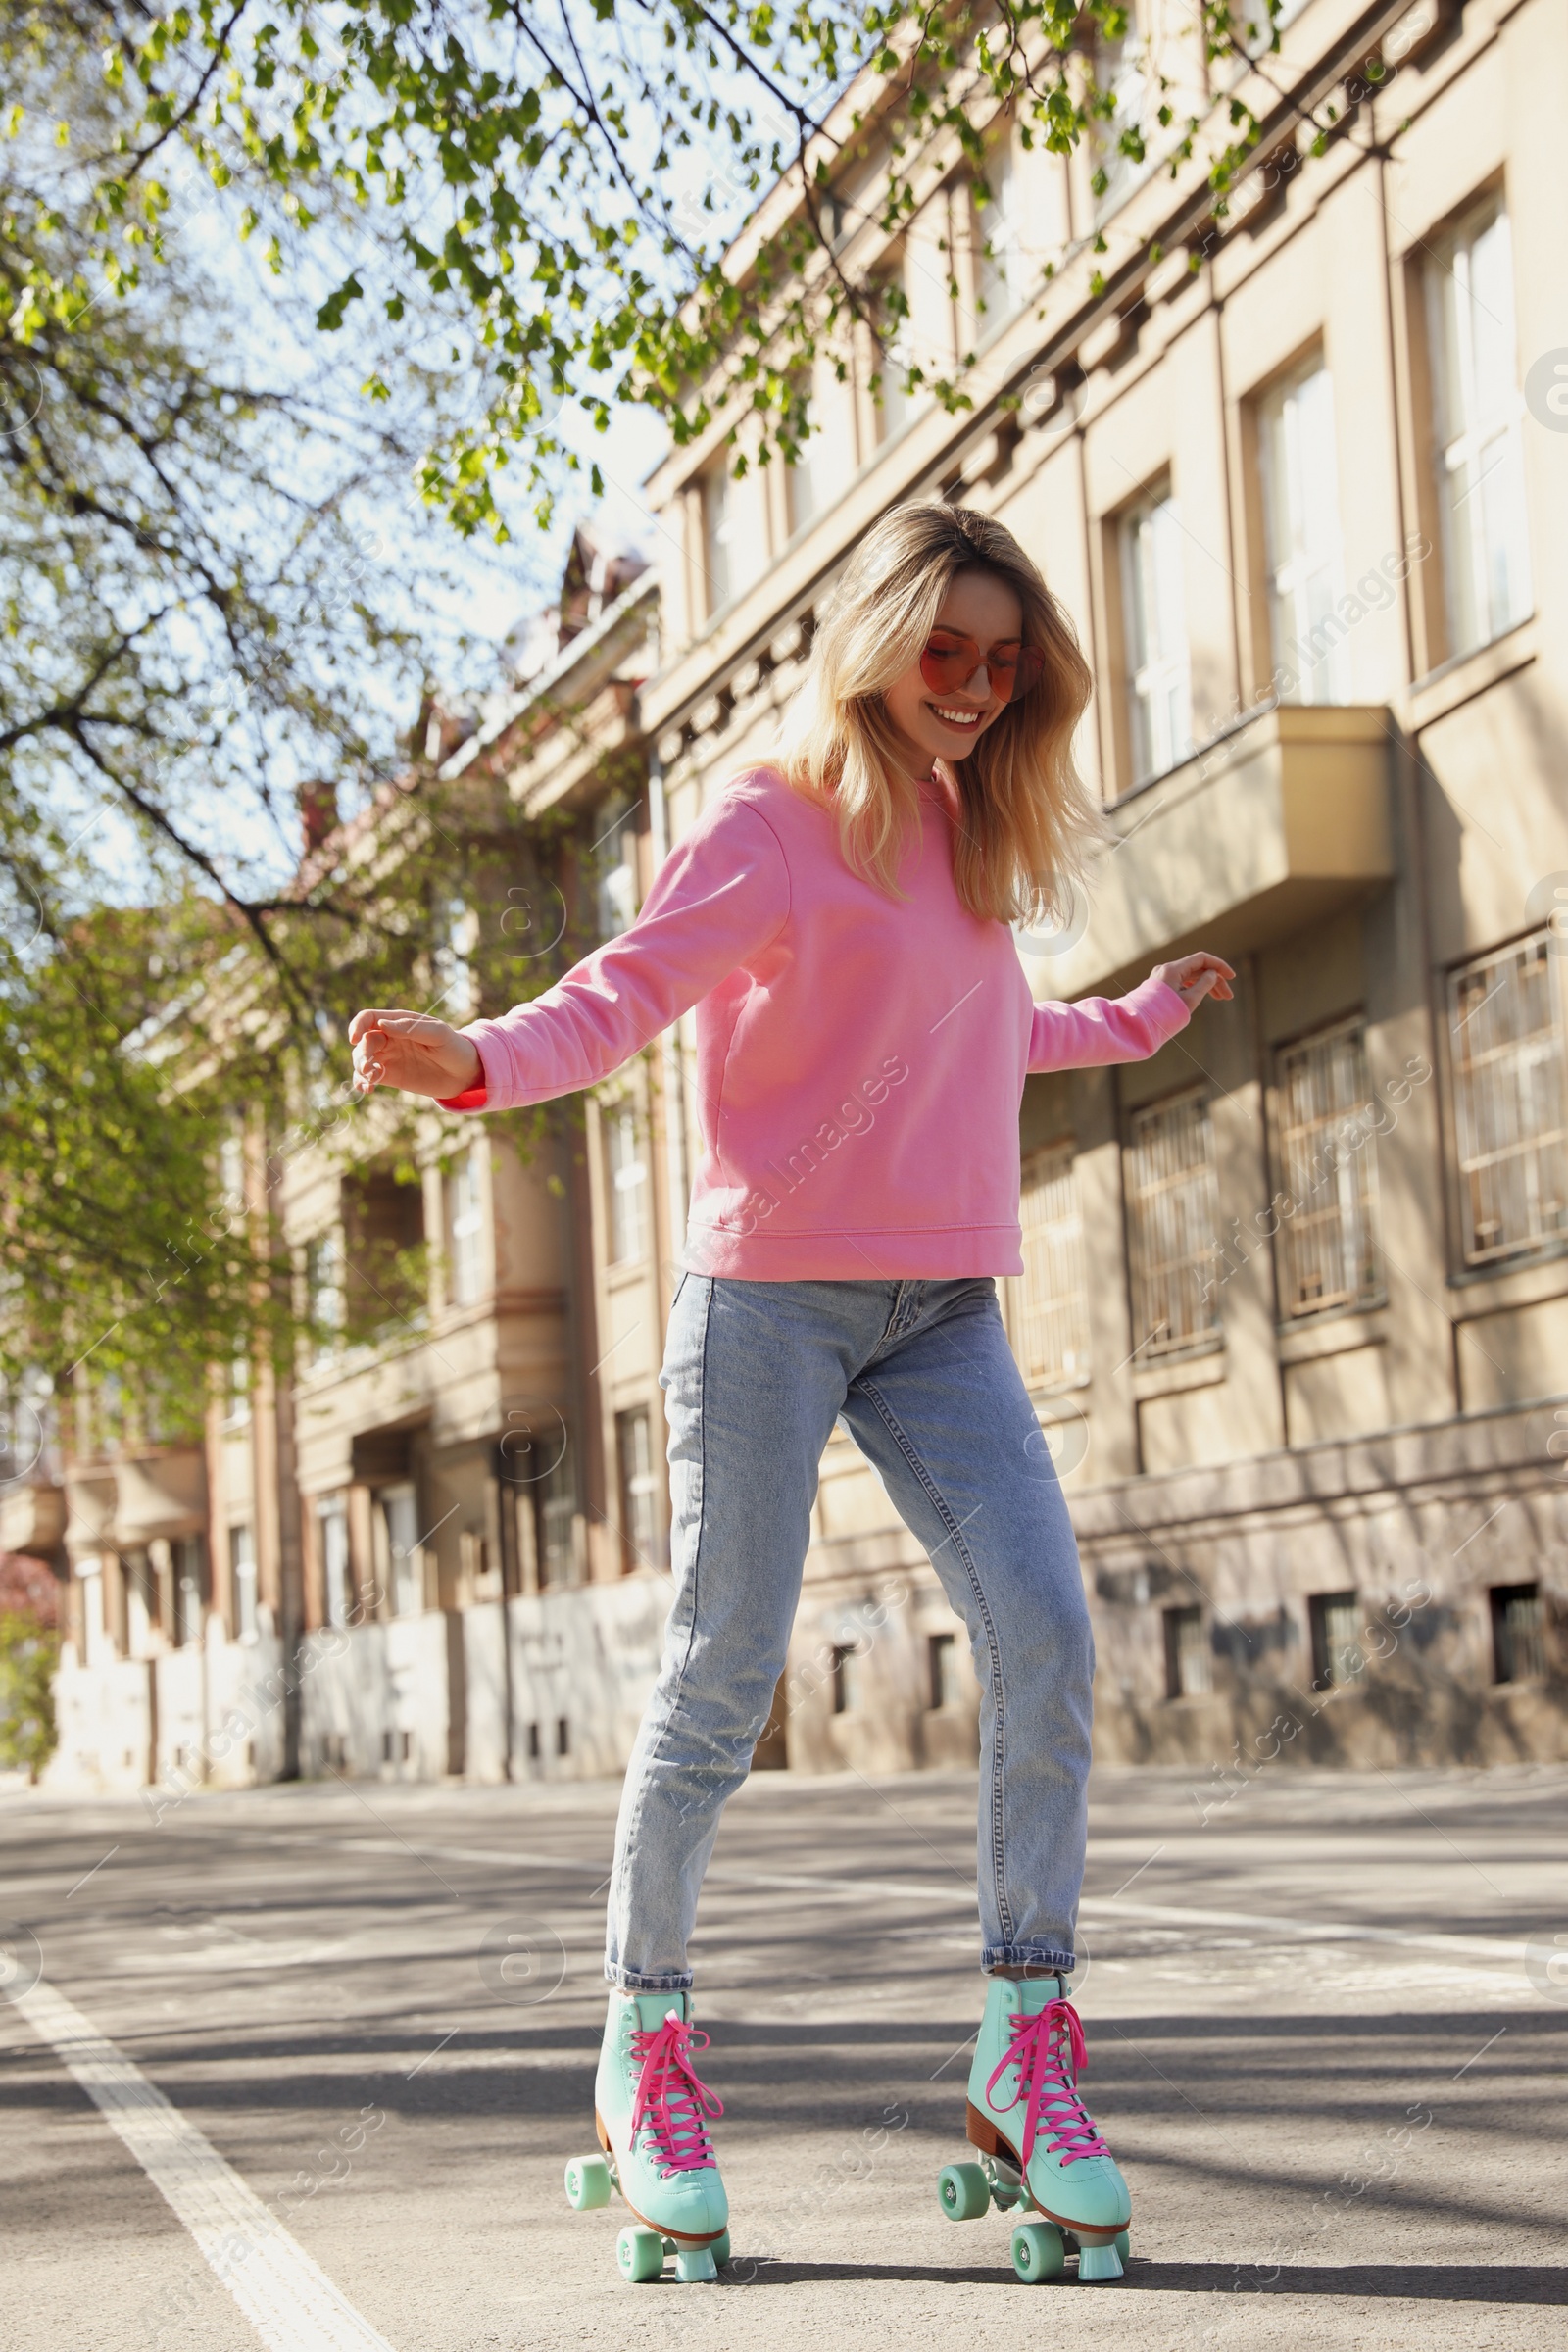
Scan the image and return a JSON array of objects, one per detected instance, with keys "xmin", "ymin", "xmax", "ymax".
[
  {"xmin": 564, "ymin": 1991, "xmax": 730, "ymax": 2283},
  {"xmin": 936, "ymin": 1976, "xmax": 1131, "ymax": 2283}
]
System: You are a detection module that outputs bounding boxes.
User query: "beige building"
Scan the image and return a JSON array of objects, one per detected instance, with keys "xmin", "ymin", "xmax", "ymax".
[{"xmin": 14, "ymin": 0, "xmax": 1566, "ymax": 1788}]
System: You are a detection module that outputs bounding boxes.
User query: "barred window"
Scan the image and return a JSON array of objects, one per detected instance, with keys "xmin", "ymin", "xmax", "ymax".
[
  {"xmin": 1006, "ymin": 1141, "xmax": 1091, "ymax": 1391},
  {"xmin": 1449, "ymin": 934, "xmax": 1567, "ymax": 1264},
  {"xmin": 1125, "ymin": 1090, "xmax": 1222, "ymax": 1357},
  {"xmin": 1273, "ymin": 1020, "xmax": 1382, "ymax": 1316}
]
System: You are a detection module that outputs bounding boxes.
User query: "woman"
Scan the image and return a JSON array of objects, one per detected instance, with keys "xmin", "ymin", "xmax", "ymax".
[{"xmin": 350, "ymin": 502, "xmax": 1233, "ymax": 2282}]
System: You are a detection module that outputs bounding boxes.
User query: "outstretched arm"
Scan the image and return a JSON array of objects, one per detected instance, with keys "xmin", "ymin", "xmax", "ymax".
[
  {"xmin": 350, "ymin": 793, "xmax": 792, "ymax": 1109},
  {"xmin": 1028, "ymin": 953, "xmax": 1235, "ymax": 1073}
]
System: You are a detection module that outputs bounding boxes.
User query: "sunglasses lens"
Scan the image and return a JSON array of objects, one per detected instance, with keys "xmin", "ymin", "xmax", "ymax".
[
  {"xmin": 1002, "ymin": 646, "xmax": 1045, "ymax": 702},
  {"xmin": 919, "ymin": 636, "xmax": 973, "ymax": 692}
]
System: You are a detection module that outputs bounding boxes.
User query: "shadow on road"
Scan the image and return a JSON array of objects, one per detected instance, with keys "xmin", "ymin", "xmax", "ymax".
[{"xmin": 715, "ymin": 2258, "xmax": 1568, "ymax": 2303}]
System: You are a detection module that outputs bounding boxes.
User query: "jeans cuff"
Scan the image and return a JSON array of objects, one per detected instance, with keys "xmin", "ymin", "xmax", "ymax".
[
  {"xmin": 982, "ymin": 1944, "xmax": 1076, "ymax": 1977},
  {"xmin": 605, "ymin": 1965, "xmax": 695, "ymax": 1994}
]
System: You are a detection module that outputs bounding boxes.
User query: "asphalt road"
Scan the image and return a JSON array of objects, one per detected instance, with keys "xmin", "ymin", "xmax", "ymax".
[{"xmin": 3, "ymin": 1761, "xmax": 1566, "ymax": 2352}]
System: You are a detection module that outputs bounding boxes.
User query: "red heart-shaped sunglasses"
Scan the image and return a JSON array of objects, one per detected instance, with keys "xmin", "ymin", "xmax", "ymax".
[{"xmin": 919, "ymin": 628, "xmax": 1045, "ymax": 703}]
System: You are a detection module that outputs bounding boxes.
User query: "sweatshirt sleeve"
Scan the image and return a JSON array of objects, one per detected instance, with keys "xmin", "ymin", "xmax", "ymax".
[
  {"xmin": 442, "ymin": 792, "xmax": 791, "ymax": 1113},
  {"xmin": 1027, "ymin": 973, "xmax": 1191, "ymax": 1073}
]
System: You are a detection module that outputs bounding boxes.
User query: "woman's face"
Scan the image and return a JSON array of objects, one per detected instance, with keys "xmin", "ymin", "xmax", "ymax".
[{"xmin": 881, "ymin": 567, "xmax": 1025, "ymax": 775}]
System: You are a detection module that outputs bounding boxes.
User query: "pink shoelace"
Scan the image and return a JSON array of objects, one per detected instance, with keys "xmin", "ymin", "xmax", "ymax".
[
  {"xmin": 629, "ymin": 2009, "xmax": 723, "ymax": 2175},
  {"xmin": 985, "ymin": 1996, "xmax": 1110, "ymax": 2170}
]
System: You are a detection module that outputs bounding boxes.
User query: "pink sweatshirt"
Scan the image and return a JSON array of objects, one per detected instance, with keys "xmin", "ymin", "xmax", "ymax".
[{"xmin": 444, "ymin": 764, "xmax": 1190, "ymax": 1280}]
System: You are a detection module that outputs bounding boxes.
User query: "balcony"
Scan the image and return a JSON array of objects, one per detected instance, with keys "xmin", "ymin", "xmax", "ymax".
[{"xmin": 1037, "ymin": 705, "xmax": 1396, "ymax": 1002}]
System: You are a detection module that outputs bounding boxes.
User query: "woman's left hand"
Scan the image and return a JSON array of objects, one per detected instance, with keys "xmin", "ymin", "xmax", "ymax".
[{"xmin": 1152, "ymin": 952, "xmax": 1236, "ymax": 1009}]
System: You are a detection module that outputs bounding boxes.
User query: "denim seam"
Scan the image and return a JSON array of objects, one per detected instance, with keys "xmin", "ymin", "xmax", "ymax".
[
  {"xmin": 854, "ymin": 1371, "xmax": 1013, "ymax": 1949},
  {"xmin": 612, "ymin": 1274, "xmax": 714, "ymax": 1961}
]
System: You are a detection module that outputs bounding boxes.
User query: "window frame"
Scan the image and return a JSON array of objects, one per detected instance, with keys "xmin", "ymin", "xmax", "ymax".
[
  {"xmin": 1118, "ymin": 484, "xmax": 1193, "ymax": 789},
  {"xmin": 604, "ymin": 1099, "xmax": 650, "ymax": 1268},
  {"xmin": 614, "ymin": 1404, "xmax": 661, "ymax": 1573},
  {"xmin": 1255, "ymin": 354, "xmax": 1351, "ymax": 707},
  {"xmin": 1005, "ymin": 1137, "xmax": 1092, "ymax": 1392},
  {"xmin": 1445, "ymin": 929, "xmax": 1568, "ymax": 1271},
  {"xmin": 1123, "ymin": 1086, "xmax": 1224, "ymax": 1361},
  {"xmin": 445, "ymin": 1143, "xmax": 486, "ymax": 1308},
  {"xmin": 1268, "ymin": 1015, "xmax": 1385, "ymax": 1321},
  {"xmin": 1423, "ymin": 192, "xmax": 1533, "ymax": 664}
]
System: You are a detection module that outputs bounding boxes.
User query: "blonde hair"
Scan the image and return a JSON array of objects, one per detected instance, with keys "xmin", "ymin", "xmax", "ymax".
[{"xmin": 775, "ymin": 502, "xmax": 1102, "ymax": 927}]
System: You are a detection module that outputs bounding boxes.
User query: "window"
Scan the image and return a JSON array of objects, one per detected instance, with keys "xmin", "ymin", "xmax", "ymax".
[
  {"xmin": 538, "ymin": 1439, "xmax": 580, "ymax": 1591},
  {"xmin": 1007, "ymin": 1142, "xmax": 1091, "ymax": 1389},
  {"xmin": 341, "ymin": 1170, "xmax": 425, "ymax": 1341},
  {"xmin": 928, "ymin": 1631, "xmax": 962, "ymax": 1710},
  {"xmin": 306, "ymin": 1231, "xmax": 344, "ymax": 1363},
  {"xmin": 1125, "ymin": 1090, "xmax": 1222, "ymax": 1357},
  {"xmin": 615, "ymin": 1406, "xmax": 660, "ymax": 1571},
  {"xmin": 1449, "ymin": 934, "xmax": 1567, "ymax": 1264},
  {"xmin": 1121, "ymin": 490, "xmax": 1192, "ymax": 786},
  {"xmin": 700, "ymin": 463, "xmax": 736, "ymax": 618},
  {"xmin": 1258, "ymin": 361, "xmax": 1349, "ymax": 704},
  {"xmin": 872, "ymin": 263, "xmax": 915, "ymax": 445},
  {"xmin": 785, "ymin": 386, "xmax": 822, "ymax": 537},
  {"xmin": 230, "ymin": 1524, "xmax": 258, "ymax": 1642},
  {"xmin": 973, "ymin": 135, "xmax": 1024, "ymax": 325},
  {"xmin": 605, "ymin": 1103, "xmax": 649, "ymax": 1265},
  {"xmin": 379, "ymin": 1484, "xmax": 423, "ymax": 1618},
  {"xmin": 1273, "ymin": 1020, "xmax": 1382, "ymax": 1316},
  {"xmin": 224, "ymin": 1342, "xmax": 251, "ymax": 1427},
  {"xmin": 446, "ymin": 1146, "xmax": 485, "ymax": 1307},
  {"xmin": 1427, "ymin": 200, "xmax": 1532, "ymax": 659},
  {"xmin": 832, "ymin": 1643, "xmax": 863, "ymax": 1714},
  {"xmin": 433, "ymin": 897, "xmax": 478, "ymax": 1022},
  {"xmin": 172, "ymin": 1535, "xmax": 208, "ymax": 1648},
  {"xmin": 593, "ymin": 791, "xmax": 639, "ymax": 939},
  {"xmin": 1490, "ymin": 1583, "xmax": 1546, "ymax": 1684},
  {"xmin": 556, "ymin": 1717, "xmax": 570, "ymax": 1757},
  {"xmin": 1093, "ymin": 36, "xmax": 1157, "ymax": 220},
  {"xmin": 318, "ymin": 1496, "xmax": 350, "ymax": 1630},
  {"xmin": 1163, "ymin": 1605, "xmax": 1212, "ymax": 1699},
  {"xmin": 1309, "ymin": 1591, "xmax": 1364, "ymax": 1690}
]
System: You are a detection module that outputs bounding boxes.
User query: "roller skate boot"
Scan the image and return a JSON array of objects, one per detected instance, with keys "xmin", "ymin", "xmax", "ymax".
[
  {"xmin": 937, "ymin": 1974, "xmax": 1131, "ymax": 2282},
  {"xmin": 563, "ymin": 1990, "xmax": 730, "ymax": 2282}
]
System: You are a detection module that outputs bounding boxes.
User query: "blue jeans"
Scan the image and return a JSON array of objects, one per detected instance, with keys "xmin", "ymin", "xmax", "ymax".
[{"xmin": 604, "ymin": 1275, "xmax": 1095, "ymax": 1989}]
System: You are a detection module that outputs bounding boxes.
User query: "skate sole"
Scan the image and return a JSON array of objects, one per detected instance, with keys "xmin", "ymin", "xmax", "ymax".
[
  {"xmin": 594, "ymin": 2108, "xmax": 728, "ymax": 2248},
  {"xmin": 965, "ymin": 2101, "xmax": 1127, "ymax": 2246}
]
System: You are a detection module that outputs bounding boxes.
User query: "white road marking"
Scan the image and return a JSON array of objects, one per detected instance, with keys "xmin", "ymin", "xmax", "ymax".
[{"xmin": 13, "ymin": 1978, "xmax": 396, "ymax": 2352}]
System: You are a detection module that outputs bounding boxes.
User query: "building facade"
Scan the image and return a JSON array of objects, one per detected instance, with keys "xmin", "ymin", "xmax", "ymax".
[{"xmin": 10, "ymin": 0, "xmax": 1566, "ymax": 1788}]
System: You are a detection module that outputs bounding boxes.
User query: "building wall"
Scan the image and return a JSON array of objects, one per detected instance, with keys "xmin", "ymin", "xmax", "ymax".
[{"xmin": 636, "ymin": 0, "xmax": 1568, "ymax": 1770}]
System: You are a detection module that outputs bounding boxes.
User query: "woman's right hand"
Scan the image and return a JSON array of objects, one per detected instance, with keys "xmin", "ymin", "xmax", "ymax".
[{"xmin": 348, "ymin": 1009, "xmax": 483, "ymax": 1101}]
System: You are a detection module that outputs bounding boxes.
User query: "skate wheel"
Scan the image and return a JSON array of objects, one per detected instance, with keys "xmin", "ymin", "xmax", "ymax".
[
  {"xmin": 564, "ymin": 2153, "xmax": 612, "ymax": 2211},
  {"xmin": 710, "ymin": 2230, "xmax": 732, "ymax": 2268},
  {"xmin": 1010, "ymin": 2220, "xmax": 1066, "ymax": 2283},
  {"xmin": 616, "ymin": 2224, "xmax": 665, "ymax": 2283},
  {"xmin": 937, "ymin": 2161, "xmax": 991, "ymax": 2222},
  {"xmin": 1077, "ymin": 2240, "xmax": 1125, "ymax": 2282},
  {"xmin": 674, "ymin": 2245, "xmax": 718, "ymax": 2283},
  {"xmin": 1115, "ymin": 2228, "xmax": 1130, "ymax": 2264}
]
